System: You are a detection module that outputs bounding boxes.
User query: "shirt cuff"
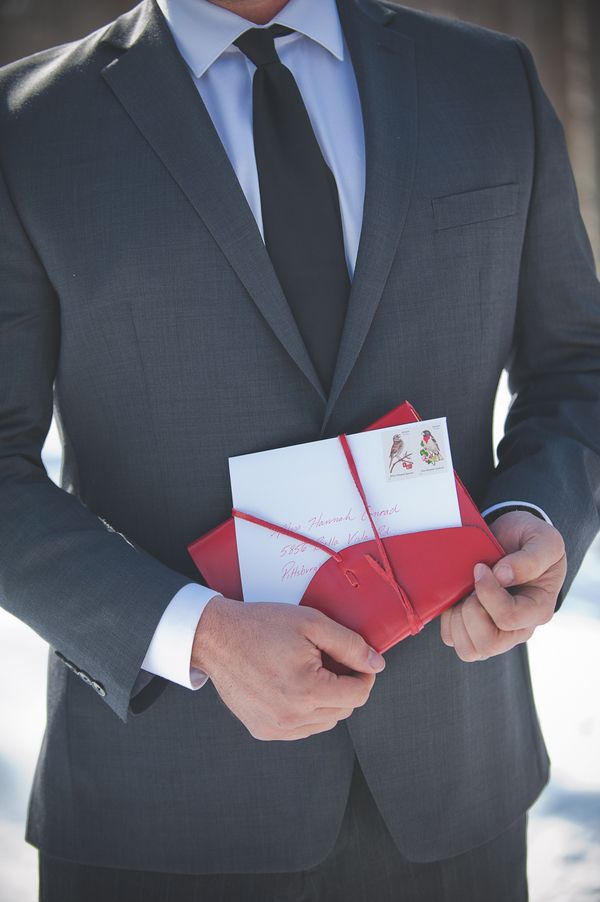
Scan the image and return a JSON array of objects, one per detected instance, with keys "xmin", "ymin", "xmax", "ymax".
[
  {"xmin": 481, "ymin": 501, "xmax": 553, "ymax": 526},
  {"xmin": 141, "ymin": 583, "xmax": 221, "ymax": 690}
]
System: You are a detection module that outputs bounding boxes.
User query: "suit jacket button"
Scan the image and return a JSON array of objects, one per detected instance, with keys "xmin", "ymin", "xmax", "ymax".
[
  {"xmin": 91, "ymin": 681, "xmax": 106, "ymax": 697},
  {"xmin": 55, "ymin": 651, "xmax": 74, "ymax": 672}
]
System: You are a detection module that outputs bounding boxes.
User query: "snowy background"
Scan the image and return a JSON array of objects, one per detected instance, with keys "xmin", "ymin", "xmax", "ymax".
[{"xmin": 0, "ymin": 378, "xmax": 599, "ymax": 901}]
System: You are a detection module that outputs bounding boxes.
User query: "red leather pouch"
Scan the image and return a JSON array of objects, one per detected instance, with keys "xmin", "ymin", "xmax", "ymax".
[{"xmin": 187, "ymin": 402, "xmax": 504, "ymax": 653}]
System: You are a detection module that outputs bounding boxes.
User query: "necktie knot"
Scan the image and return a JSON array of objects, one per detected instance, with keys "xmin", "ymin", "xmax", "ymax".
[{"xmin": 234, "ymin": 24, "xmax": 293, "ymax": 69}]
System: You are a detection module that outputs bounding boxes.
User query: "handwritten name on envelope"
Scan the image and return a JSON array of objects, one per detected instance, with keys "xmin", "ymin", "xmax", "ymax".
[{"xmin": 229, "ymin": 418, "xmax": 461, "ymax": 605}]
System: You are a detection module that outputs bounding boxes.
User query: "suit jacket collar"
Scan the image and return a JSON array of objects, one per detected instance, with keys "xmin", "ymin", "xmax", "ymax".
[{"xmin": 100, "ymin": 0, "xmax": 417, "ymax": 422}]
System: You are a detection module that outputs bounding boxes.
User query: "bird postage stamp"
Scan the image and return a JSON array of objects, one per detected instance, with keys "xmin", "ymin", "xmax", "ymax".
[
  {"xmin": 383, "ymin": 428, "xmax": 416, "ymax": 479},
  {"xmin": 382, "ymin": 422, "xmax": 449, "ymax": 482}
]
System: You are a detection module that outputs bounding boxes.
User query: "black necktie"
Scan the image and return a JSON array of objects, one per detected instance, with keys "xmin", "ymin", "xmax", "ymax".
[{"xmin": 234, "ymin": 25, "xmax": 350, "ymax": 393}]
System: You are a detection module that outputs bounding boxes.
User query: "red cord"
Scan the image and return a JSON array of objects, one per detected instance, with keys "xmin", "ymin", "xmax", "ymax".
[
  {"xmin": 232, "ymin": 509, "xmax": 344, "ymax": 563},
  {"xmin": 338, "ymin": 435, "xmax": 423, "ymax": 634}
]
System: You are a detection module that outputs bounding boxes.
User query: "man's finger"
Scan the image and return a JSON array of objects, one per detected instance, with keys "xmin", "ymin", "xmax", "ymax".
[
  {"xmin": 312, "ymin": 666, "xmax": 376, "ymax": 709},
  {"xmin": 304, "ymin": 609, "xmax": 385, "ymax": 674},
  {"xmin": 459, "ymin": 594, "xmax": 506, "ymax": 657},
  {"xmin": 460, "ymin": 594, "xmax": 533, "ymax": 657},
  {"xmin": 448, "ymin": 603, "xmax": 480, "ymax": 662},
  {"xmin": 278, "ymin": 705, "xmax": 355, "ymax": 730},
  {"xmin": 492, "ymin": 528, "xmax": 565, "ymax": 588},
  {"xmin": 313, "ymin": 706, "xmax": 355, "ymax": 721},
  {"xmin": 280, "ymin": 720, "xmax": 341, "ymax": 741},
  {"xmin": 440, "ymin": 609, "xmax": 454, "ymax": 646},
  {"xmin": 473, "ymin": 564, "xmax": 551, "ymax": 632}
]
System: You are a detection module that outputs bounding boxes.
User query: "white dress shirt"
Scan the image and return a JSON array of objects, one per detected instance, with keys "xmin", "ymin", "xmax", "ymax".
[{"xmin": 141, "ymin": 0, "xmax": 550, "ymax": 691}]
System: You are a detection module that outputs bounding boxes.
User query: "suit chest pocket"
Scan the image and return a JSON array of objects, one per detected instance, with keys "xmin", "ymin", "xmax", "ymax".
[{"xmin": 431, "ymin": 183, "xmax": 519, "ymax": 231}]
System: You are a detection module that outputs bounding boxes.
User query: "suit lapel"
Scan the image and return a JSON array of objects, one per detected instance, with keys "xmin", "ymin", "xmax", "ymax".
[
  {"xmin": 322, "ymin": 0, "xmax": 418, "ymax": 431},
  {"xmin": 100, "ymin": 1, "xmax": 326, "ymax": 402},
  {"xmin": 99, "ymin": 0, "xmax": 417, "ymax": 416}
]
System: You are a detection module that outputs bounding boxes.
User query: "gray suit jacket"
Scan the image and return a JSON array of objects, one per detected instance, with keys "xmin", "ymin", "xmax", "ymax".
[{"xmin": 1, "ymin": 0, "xmax": 599, "ymax": 874}]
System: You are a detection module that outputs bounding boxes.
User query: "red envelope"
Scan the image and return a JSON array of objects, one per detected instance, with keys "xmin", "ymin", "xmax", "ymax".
[{"xmin": 188, "ymin": 401, "xmax": 504, "ymax": 655}]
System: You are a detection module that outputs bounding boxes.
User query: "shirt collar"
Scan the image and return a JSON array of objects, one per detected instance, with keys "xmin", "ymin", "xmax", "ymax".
[{"xmin": 154, "ymin": 0, "xmax": 345, "ymax": 79}]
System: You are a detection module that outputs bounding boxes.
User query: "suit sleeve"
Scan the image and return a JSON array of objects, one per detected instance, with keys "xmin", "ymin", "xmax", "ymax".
[
  {"xmin": 0, "ymin": 164, "xmax": 192, "ymax": 721},
  {"xmin": 479, "ymin": 39, "xmax": 600, "ymax": 606}
]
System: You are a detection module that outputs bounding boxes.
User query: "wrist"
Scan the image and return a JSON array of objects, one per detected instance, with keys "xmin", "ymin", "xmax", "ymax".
[{"xmin": 191, "ymin": 595, "xmax": 241, "ymax": 676}]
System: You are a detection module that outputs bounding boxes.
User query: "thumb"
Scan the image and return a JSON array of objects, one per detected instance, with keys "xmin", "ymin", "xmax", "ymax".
[
  {"xmin": 492, "ymin": 526, "xmax": 565, "ymax": 587},
  {"xmin": 305, "ymin": 610, "xmax": 386, "ymax": 674}
]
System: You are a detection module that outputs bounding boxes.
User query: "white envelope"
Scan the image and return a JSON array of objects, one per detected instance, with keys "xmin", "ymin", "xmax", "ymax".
[{"xmin": 229, "ymin": 418, "xmax": 461, "ymax": 604}]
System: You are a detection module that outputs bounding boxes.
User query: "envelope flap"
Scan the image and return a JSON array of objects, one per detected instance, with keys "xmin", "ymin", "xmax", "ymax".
[{"xmin": 300, "ymin": 525, "xmax": 503, "ymax": 653}]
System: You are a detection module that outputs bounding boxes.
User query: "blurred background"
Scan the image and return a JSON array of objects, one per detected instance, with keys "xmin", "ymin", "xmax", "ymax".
[{"xmin": 0, "ymin": 0, "xmax": 599, "ymax": 900}]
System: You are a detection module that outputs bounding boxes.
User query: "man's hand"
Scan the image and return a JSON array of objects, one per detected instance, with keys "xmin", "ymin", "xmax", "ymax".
[
  {"xmin": 440, "ymin": 510, "xmax": 567, "ymax": 662},
  {"xmin": 192, "ymin": 597, "xmax": 385, "ymax": 741}
]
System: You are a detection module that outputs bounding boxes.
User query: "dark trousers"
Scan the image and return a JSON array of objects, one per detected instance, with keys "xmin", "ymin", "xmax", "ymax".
[{"xmin": 39, "ymin": 757, "xmax": 528, "ymax": 902}]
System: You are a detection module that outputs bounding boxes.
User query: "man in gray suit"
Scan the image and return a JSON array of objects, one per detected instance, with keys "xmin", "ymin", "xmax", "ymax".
[{"xmin": 0, "ymin": 0, "xmax": 598, "ymax": 898}]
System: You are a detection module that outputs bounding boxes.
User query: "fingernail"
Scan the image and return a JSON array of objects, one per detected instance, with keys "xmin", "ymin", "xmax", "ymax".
[
  {"xmin": 494, "ymin": 564, "xmax": 514, "ymax": 585},
  {"xmin": 368, "ymin": 648, "xmax": 386, "ymax": 671},
  {"xmin": 474, "ymin": 563, "xmax": 486, "ymax": 582}
]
